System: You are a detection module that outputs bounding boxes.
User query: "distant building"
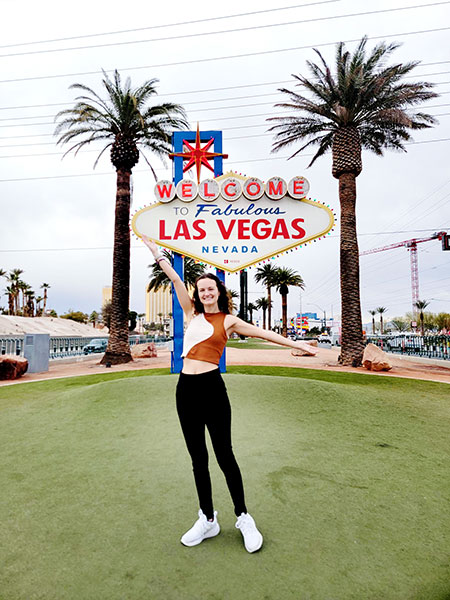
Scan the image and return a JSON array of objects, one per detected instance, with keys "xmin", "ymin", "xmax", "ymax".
[
  {"xmin": 102, "ymin": 286, "xmax": 112, "ymax": 308},
  {"xmin": 146, "ymin": 286, "xmax": 172, "ymax": 323},
  {"xmin": 303, "ymin": 312, "xmax": 318, "ymax": 320}
]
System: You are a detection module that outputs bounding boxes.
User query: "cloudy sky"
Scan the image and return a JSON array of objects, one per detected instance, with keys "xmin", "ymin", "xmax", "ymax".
[{"xmin": 0, "ymin": 0, "xmax": 449, "ymax": 325}]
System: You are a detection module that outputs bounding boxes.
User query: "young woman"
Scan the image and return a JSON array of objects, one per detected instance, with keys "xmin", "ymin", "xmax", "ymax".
[{"xmin": 142, "ymin": 235, "xmax": 318, "ymax": 553}]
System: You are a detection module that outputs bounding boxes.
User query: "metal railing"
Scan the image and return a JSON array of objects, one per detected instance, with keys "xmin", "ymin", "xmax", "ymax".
[
  {"xmin": 0, "ymin": 334, "xmax": 168, "ymax": 361},
  {"xmin": 367, "ymin": 334, "xmax": 450, "ymax": 360},
  {"xmin": 49, "ymin": 336, "xmax": 102, "ymax": 360},
  {"xmin": 0, "ymin": 336, "xmax": 23, "ymax": 356}
]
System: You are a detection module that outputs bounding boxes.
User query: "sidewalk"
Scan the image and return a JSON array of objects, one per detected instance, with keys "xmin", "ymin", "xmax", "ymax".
[
  {"xmin": 1, "ymin": 344, "xmax": 449, "ymax": 386},
  {"xmin": 383, "ymin": 352, "xmax": 450, "ymax": 368},
  {"xmin": 226, "ymin": 345, "xmax": 450, "ymax": 384}
]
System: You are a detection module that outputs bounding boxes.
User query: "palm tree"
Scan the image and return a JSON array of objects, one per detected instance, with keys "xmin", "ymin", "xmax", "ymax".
[
  {"xmin": 41, "ymin": 283, "xmax": 51, "ymax": 314},
  {"xmin": 255, "ymin": 263, "xmax": 278, "ymax": 331},
  {"xmin": 148, "ymin": 250, "xmax": 205, "ymax": 293},
  {"xmin": 7, "ymin": 269, "xmax": 23, "ymax": 315},
  {"xmin": 255, "ymin": 297, "xmax": 271, "ymax": 330},
  {"xmin": 272, "ymin": 267, "xmax": 305, "ymax": 337},
  {"xmin": 89, "ymin": 310, "xmax": 99, "ymax": 328},
  {"xmin": 415, "ymin": 300, "xmax": 430, "ymax": 336},
  {"xmin": 5, "ymin": 285, "xmax": 15, "ymax": 315},
  {"xmin": 376, "ymin": 306, "xmax": 388, "ymax": 335},
  {"xmin": 268, "ymin": 37, "xmax": 437, "ymax": 365},
  {"xmin": 228, "ymin": 289, "xmax": 239, "ymax": 313},
  {"xmin": 0, "ymin": 269, "xmax": 7, "ymax": 313},
  {"xmin": 435, "ymin": 312, "xmax": 450, "ymax": 333},
  {"xmin": 247, "ymin": 302, "xmax": 257, "ymax": 323},
  {"xmin": 391, "ymin": 317, "xmax": 408, "ymax": 333},
  {"xmin": 55, "ymin": 70, "xmax": 188, "ymax": 364},
  {"xmin": 369, "ymin": 309, "xmax": 377, "ymax": 335},
  {"xmin": 19, "ymin": 282, "xmax": 31, "ymax": 315},
  {"xmin": 25, "ymin": 290, "xmax": 35, "ymax": 317},
  {"xmin": 35, "ymin": 296, "xmax": 44, "ymax": 316}
]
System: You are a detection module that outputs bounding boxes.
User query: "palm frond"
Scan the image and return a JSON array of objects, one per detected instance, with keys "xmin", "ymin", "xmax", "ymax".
[
  {"xmin": 268, "ymin": 36, "xmax": 438, "ymax": 167},
  {"xmin": 148, "ymin": 252, "xmax": 206, "ymax": 292},
  {"xmin": 93, "ymin": 143, "xmax": 113, "ymax": 169},
  {"xmin": 138, "ymin": 149, "xmax": 159, "ymax": 181},
  {"xmin": 54, "ymin": 69, "xmax": 188, "ymax": 172}
]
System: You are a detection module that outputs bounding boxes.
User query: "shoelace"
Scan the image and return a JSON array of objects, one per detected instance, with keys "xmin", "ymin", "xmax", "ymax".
[{"xmin": 238, "ymin": 517, "xmax": 254, "ymax": 535}]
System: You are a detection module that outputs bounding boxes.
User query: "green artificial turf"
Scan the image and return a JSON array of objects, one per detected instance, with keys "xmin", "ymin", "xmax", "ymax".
[
  {"xmin": 226, "ymin": 338, "xmax": 283, "ymax": 349},
  {"xmin": 0, "ymin": 368, "xmax": 449, "ymax": 600}
]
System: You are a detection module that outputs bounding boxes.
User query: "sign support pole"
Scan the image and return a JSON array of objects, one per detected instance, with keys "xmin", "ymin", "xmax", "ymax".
[
  {"xmin": 170, "ymin": 251, "xmax": 184, "ymax": 373},
  {"xmin": 170, "ymin": 130, "xmax": 227, "ymax": 373}
]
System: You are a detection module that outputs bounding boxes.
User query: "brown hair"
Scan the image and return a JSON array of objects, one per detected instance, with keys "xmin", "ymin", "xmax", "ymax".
[{"xmin": 193, "ymin": 273, "xmax": 233, "ymax": 314}]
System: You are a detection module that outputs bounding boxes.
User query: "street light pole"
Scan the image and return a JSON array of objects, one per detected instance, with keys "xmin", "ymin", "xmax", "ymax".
[{"xmin": 307, "ymin": 303, "xmax": 327, "ymax": 333}]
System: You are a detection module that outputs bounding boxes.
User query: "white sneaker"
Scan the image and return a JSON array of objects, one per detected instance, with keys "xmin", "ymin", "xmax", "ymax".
[
  {"xmin": 181, "ymin": 510, "xmax": 220, "ymax": 547},
  {"xmin": 235, "ymin": 512, "xmax": 263, "ymax": 553}
]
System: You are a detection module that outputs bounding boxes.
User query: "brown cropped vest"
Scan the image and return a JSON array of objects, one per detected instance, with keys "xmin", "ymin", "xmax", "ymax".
[{"xmin": 182, "ymin": 312, "xmax": 228, "ymax": 365}]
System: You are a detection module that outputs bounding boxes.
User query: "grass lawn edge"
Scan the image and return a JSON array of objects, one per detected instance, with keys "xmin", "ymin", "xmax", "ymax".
[{"xmin": 1, "ymin": 364, "xmax": 449, "ymax": 396}]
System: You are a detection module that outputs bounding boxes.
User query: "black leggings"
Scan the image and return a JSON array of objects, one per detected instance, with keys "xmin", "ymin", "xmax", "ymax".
[{"xmin": 176, "ymin": 369, "xmax": 247, "ymax": 520}]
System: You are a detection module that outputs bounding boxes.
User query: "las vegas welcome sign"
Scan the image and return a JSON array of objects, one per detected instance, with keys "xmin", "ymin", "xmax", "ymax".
[{"xmin": 131, "ymin": 171, "xmax": 334, "ymax": 272}]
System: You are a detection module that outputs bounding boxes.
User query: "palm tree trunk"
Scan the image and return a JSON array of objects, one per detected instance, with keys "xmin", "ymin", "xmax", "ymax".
[
  {"xmin": 339, "ymin": 172, "xmax": 365, "ymax": 366},
  {"xmin": 262, "ymin": 309, "xmax": 266, "ymax": 330},
  {"xmin": 267, "ymin": 286, "xmax": 271, "ymax": 330},
  {"xmin": 281, "ymin": 293, "xmax": 288, "ymax": 337},
  {"xmin": 101, "ymin": 168, "xmax": 133, "ymax": 364}
]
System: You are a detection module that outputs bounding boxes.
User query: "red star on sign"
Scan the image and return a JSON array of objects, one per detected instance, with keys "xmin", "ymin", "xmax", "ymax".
[{"xmin": 169, "ymin": 123, "xmax": 228, "ymax": 183}]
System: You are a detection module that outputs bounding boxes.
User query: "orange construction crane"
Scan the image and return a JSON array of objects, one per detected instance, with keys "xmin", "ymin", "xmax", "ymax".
[{"xmin": 359, "ymin": 231, "xmax": 448, "ymax": 315}]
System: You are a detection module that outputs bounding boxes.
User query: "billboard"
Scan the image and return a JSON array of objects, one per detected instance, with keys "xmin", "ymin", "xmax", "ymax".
[{"xmin": 132, "ymin": 172, "xmax": 334, "ymax": 273}]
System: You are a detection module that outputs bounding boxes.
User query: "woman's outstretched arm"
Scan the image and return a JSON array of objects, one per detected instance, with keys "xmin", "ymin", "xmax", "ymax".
[
  {"xmin": 141, "ymin": 235, "xmax": 193, "ymax": 316},
  {"xmin": 225, "ymin": 315, "xmax": 318, "ymax": 355}
]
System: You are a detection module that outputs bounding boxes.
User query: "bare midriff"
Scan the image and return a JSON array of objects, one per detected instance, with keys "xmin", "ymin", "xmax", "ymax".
[{"xmin": 182, "ymin": 357, "xmax": 219, "ymax": 374}]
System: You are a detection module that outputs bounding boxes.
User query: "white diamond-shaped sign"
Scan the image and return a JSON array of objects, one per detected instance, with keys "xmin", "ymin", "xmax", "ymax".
[{"xmin": 131, "ymin": 174, "xmax": 334, "ymax": 272}]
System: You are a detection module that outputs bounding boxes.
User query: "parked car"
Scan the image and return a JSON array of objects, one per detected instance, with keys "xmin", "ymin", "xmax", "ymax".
[
  {"xmin": 82, "ymin": 338, "xmax": 108, "ymax": 354},
  {"xmin": 288, "ymin": 333, "xmax": 304, "ymax": 341}
]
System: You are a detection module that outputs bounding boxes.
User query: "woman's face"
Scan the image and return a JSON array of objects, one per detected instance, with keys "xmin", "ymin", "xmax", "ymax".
[{"xmin": 197, "ymin": 278, "xmax": 220, "ymax": 309}]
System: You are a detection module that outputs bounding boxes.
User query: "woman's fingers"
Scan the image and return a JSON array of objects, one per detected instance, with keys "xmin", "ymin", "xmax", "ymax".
[
  {"xmin": 299, "ymin": 342, "xmax": 318, "ymax": 355},
  {"xmin": 140, "ymin": 234, "xmax": 158, "ymax": 255}
]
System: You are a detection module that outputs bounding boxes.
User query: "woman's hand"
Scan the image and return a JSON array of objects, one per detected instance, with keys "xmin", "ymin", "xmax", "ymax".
[
  {"xmin": 294, "ymin": 340, "xmax": 318, "ymax": 356},
  {"xmin": 141, "ymin": 234, "xmax": 160, "ymax": 259}
]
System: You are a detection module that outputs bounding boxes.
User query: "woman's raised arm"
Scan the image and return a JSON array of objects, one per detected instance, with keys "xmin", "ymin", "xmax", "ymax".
[{"xmin": 141, "ymin": 235, "xmax": 193, "ymax": 316}]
